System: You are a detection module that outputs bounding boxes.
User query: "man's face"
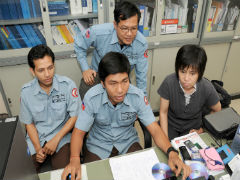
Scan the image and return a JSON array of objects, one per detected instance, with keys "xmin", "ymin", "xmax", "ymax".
[
  {"xmin": 30, "ymin": 55, "xmax": 55, "ymax": 89},
  {"xmin": 178, "ymin": 66, "xmax": 199, "ymax": 91},
  {"xmin": 114, "ymin": 14, "xmax": 138, "ymax": 45},
  {"xmin": 101, "ymin": 72, "xmax": 130, "ymax": 105}
]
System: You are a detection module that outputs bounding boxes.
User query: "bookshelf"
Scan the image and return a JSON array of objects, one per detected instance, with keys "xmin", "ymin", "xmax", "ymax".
[
  {"xmin": 0, "ymin": 0, "xmax": 106, "ymax": 66},
  {"xmin": 201, "ymin": 0, "xmax": 240, "ymax": 44}
]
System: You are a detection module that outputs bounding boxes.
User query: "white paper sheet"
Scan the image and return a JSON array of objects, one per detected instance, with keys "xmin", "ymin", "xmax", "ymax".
[
  {"xmin": 109, "ymin": 149, "xmax": 160, "ymax": 180},
  {"xmin": 50, "ymin": 164, "xmax": 88, "ymax": 180}
]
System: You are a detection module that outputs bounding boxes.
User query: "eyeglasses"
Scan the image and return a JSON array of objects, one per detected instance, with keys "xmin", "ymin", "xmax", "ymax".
[{"xmin": 119, "ymin": 26, "xmax": 138, "ymax": 33}]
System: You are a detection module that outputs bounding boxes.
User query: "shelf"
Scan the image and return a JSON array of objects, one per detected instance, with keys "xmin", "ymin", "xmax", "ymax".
[
  {"xmin": 49, "ymin": 13, "xmax": 98, "ymax": 22},
  {"xmin": 0, "ymin": 18, "xmax": 43, "ymax": 26}
]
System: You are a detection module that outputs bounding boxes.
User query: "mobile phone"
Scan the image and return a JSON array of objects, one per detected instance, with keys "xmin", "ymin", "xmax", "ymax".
[
  {"xmin": 184, "ymin": 140, "xmax": 198, "ymax": 152},
  {"xmin": 179, "ymin": 146, "xmax": 191, "ymax": 161},
  {"xmin": 194, "ymin": 143, "xmax": 202, "ymax": 150}
]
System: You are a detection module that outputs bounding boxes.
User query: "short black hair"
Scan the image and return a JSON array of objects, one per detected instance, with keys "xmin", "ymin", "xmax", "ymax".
[
  {"xmin": 175, "ymin": 44, "xmax": 207, "ymax": 81},
  {"xmin": 99, "ymin": 52, "xmax": 130, "ymax": 82},
  {"xmin": 28, "ymin": 44, "xmax": 55, "ymax": 69},
  {"xmin": 114, "ymin": 1, "xmax": 141, "ymax": 24}
]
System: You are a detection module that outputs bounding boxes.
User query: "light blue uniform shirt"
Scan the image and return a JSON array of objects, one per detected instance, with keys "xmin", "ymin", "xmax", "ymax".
[
  {"xmin": 74, "ymin": 23, "xmax": 148, "ymax": 95},
  {"xmin": 75, "ymin": 84, "xmax": 155, "ymax": 159},
  {"xmin": 20, "ymin": 75, "xmax": 80, "ymax": 155}
]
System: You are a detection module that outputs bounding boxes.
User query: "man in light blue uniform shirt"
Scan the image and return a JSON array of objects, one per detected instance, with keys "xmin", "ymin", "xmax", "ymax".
[
  {"xmin": 20, "ymin": 45, "xmax": 80, "ymax": 173},
  {"xmin": 75, "ymin": 1, "xmax": 148, "ymax": 99},
  {"xmin": 62, "ymin": 52, "xmax": 191, "ymax": 180}
]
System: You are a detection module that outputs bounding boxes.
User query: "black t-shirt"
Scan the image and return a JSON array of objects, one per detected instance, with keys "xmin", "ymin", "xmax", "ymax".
[{"xmin": 158, "ymin": 73, "xmax": 220, "ymax": 132}]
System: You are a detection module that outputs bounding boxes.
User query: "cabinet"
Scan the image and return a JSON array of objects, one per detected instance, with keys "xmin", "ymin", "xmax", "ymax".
[
  {"xmin": 0, "ymin": 0, "xmax": 106, "ymax": 66},
  {"xmin": 0, "ymin": 0, "xmax": 240, "ymax": 114},
  {"xmin": 108, "ymin": 0, "xmax": 203, "ymax": 46},
  {"xmin": 201, "ymin": 0, "xmax": 240, "ymax": 43}
]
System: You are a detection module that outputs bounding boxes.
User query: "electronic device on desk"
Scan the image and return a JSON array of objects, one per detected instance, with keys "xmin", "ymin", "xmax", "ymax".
[
  {"xmin": 225, "ymin": 153, "xmax": 240, "ymax": 175},
  {"xmin": 217, "ymin": 144, "xmax": 235, "ymax": 164},
  {"xmin": 179, "ymin": 146, "xmax": 192, "ymax": 161},
  {"xmin": 0, "ymin": 116, "xmax": 39, "ymax": 180},
  {"xmin": 231, "ymin": 124, "xmax": 240, "ymax": 155},
  {"xmin": 184, "ymin": 140, "xmax": 199, "ymax": 152}
]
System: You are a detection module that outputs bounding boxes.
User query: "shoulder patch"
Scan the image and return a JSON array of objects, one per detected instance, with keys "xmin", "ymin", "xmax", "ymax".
[
  {"xmin": 81, "ymin": 101, "xmax": 85, "ymax": 111},
  {"xmin": 144, "ymin": 50, "xmax": 148, "ymax": 58},
  {"xmin": 85, "ymin": 29, "xmax": 90, "ymax": 38},
  {"xmin": 144, "ymin": 96, "xmax": 149, "ymax": 105},
  {"xmin": 72, "ymin": 88, "xmax": 79, "ymax": 97}
]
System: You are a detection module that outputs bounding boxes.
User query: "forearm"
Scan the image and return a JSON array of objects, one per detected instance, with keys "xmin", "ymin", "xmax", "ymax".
[
  {"xmin": 74, "ymin": 35, "xmax": 90, "ymax": 71},
  {"xmin": 159, "ymin": 113, "xmax": 168, "ymax": 137},
  {"xmin": 70, "ymin": 128, "xmax": 85, "ymax": 157},
  {"xmin": 54, "ymin": 116, "xmax": 77, "ymax": 142},
  {"xmin": 25, "ymin": 123, "xmax": 42, "ymax": 152},
  {"xmin": 147, "ymin": 122, "xmax": 172, "ymax": 153}
]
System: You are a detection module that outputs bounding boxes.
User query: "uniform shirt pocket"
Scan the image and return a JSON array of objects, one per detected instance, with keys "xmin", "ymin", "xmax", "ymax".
[
  {"xmin": 124, "ymin": 52, "xmax": 137, "ymax": 66},
  {"xmin": 95, "ymin": 114, "xmax": 110, "ymax": 126},
  {"xmin": 32, "ymin": 105, "xmax": 45, "ymax": 122},
  {"xmin": 119, "ymin": 112, "xmax": 136, "ymax": 127},
  {"xmin": 51, "ymin": 102, "xmax": 66, "ymax": 121}
]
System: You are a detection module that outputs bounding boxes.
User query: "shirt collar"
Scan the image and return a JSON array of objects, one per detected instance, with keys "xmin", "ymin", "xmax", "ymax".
[
  {"xmin": 102, "ymin": 90, "xmax": 109, "ymax": 105},
  {"xmin": 101, "ymin": 87, "xmax": 131, "ymax": 107},
  {"xmin": 179, "ymin": 81, "xmax": 197, "ymax": 95},
  {"xmin": 33, "ymin": 75, "xmax": 58, "ymax": 95}
]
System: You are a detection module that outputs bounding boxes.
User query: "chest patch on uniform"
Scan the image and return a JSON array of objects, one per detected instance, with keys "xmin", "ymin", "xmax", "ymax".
[
  {"xmin": 85, "ymin": 29, "xmax": 90, "ymax": 38},
  {"xmin": 52, "ymin": 94, "xmax": 66, "ymax": 103},
  {"xmin": 72, "ymin": 88, "xmax": 78, "ymax": 97},
  {"xmin": 144, "ymin": 96, "xmax": 149, "ymax": 105},
  {"xmin": 121, "ymin": 112, "xmax": 137, "ymax": 121},
  {"xmin": 144, "ymin": 50, "xmax": 148, "ymax": 58}
]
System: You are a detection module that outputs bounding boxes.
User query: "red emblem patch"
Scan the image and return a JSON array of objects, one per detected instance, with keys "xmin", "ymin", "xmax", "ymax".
[
  {"xmin": 144, "ymin": 50, "xmax": 148, "ymax": 58},
  {"xmin": 81, "ymin": 102, "xmax": 85, "ymax": 111},
  {"xmin": 85, "ymin": 29, "xmax": 90, "ymax": 38},
  {"xmin": 144, "ymin": 96, "xmax": 149, "ymax": 105},
  {"xmin": 72, "ymin": 88, "xmax": 78, "ymax": 97}
]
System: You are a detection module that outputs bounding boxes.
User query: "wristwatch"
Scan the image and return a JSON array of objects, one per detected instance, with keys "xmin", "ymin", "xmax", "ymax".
[{"xmin": 167, "ymin": 147, "xmax": 179, "ymax": 158}]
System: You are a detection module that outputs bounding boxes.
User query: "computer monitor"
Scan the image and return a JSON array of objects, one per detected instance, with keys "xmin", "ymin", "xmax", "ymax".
[{"xmin": 0, "ymin": 116, "xmax": 39, "ymax": 180}]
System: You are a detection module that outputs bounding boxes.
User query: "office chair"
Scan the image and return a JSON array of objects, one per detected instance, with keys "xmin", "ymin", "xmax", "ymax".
[{"xmin": 80, "ymin": 118, "xmax": 152, "ymax": 163}]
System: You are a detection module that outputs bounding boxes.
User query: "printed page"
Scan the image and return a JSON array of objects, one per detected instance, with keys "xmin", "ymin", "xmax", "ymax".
[
  {"xmin": 171, "ymin": 132, "xmax": 208, "ymax": 150},
  {"xmin": 109, "ymin": 149, "xmax": 159, "ymax": 180}
]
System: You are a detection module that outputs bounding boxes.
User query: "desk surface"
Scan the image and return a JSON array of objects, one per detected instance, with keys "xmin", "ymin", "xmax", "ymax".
[{"xmin": 38, "ymin": 133, "xmax": 226, "ymax": 180}]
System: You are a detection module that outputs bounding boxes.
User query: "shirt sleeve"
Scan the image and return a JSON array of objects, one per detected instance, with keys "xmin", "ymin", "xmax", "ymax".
[
  {"xmin": 67, "ymin": 81, "xmax": 81, "ymax": 117},
  {"xmin": 205, "ymin": 82, "xmax": 220, "ymax": 107},
  {"xmin": 135, "ymin": 42, "xmax": 148, "ymax": 96},
  {"xmin": 74, "ymin": 26, "xmax": 97, "ymax": 71},
  {"xmin": 137, "ymin": 93, "xmax": 155, "ymax": 127},
  {"xmin": 75, "ymin": 97, "xmax": 95, "ymax": 132},
  {"xmin": 19, "ymin": 92, "xmax": 33, "ymax": 125},
  {"xmin": 157, "ymin": 77, "xmax": 170, "ymax": 100}
]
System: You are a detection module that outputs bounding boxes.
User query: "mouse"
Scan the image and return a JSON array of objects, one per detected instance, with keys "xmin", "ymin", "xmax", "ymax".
[{"xmin": 66, "ymin": 173, "xmax": 71, "ymax": 180}]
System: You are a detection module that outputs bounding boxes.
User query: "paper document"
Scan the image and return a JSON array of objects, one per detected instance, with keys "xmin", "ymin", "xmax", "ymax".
[
  {"xmin": 109, "ymin": 149, "xmax": 159, "ymax": 180},
  {"xmin": 171, "ymin": 132, "xmax": 208, "ymax": 150},
  {"xmin": 50, "ymin": 164, "xmax": 88, "ymax": 180}
]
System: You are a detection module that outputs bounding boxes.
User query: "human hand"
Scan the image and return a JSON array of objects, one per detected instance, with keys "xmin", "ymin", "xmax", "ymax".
[
  {"xmin": 168, "ymin": 151, "xmax": 191, "ymax": 180},
  {"xmin": 43, "ymin": 137, "xmax": 60, "ymax": 155},
  {"xmin": 36, "ymin": 148, "xmax": 46, "ymax": 163},
  {"xmin": 82, "ymin": 69, "xmax": 97, "ymax": 85},
  {"xmin": 189, "ymin": 127, "xmax": 204, "ymax": 134},
  {"xmin": 61, "ymin": 157, "xmax": 81, "ymax": 180}
]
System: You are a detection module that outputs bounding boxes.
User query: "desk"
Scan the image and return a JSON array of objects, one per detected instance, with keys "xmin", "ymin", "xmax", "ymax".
[{"xmin": 38, "ymin": 133, "xmax": 227, "ymax": 180}]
